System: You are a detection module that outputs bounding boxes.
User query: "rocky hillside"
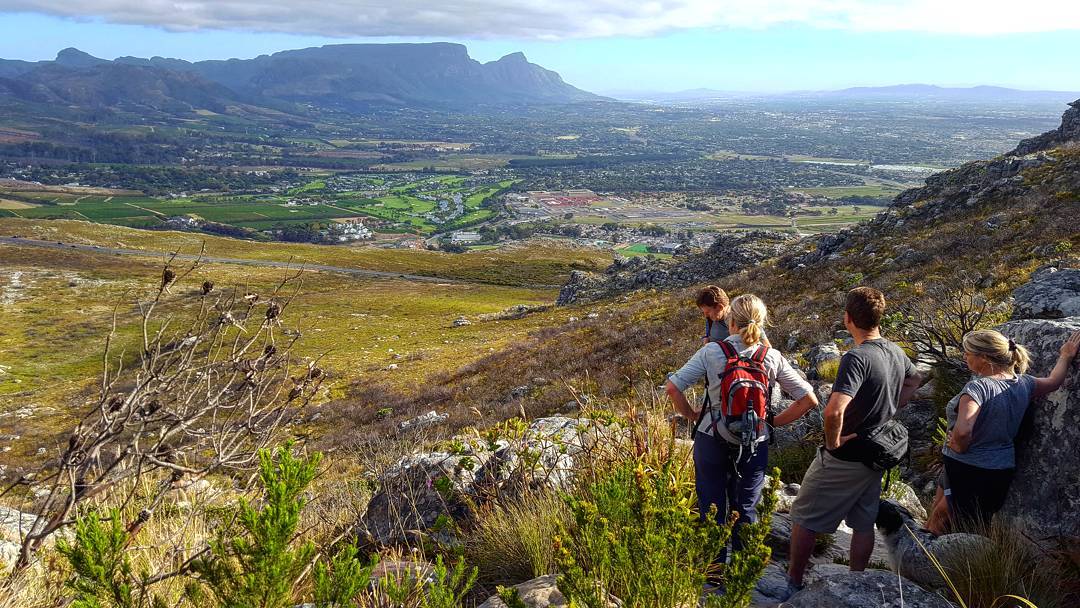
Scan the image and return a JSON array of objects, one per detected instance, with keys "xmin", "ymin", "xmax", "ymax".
[{"xmin": 557, "ymin": 230, "xmax": 798, "ymax": 305}]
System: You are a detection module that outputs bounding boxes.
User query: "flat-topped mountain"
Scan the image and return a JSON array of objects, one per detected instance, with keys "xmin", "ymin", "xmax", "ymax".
[{"xmin": 0, "ymin": 43, "xmax": 603, "ymax": 113}]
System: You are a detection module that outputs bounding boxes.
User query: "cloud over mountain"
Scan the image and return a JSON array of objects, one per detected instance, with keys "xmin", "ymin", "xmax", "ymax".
[{"xmin": 5, "ymin": 0, "xmax": 1080, "ymax": 39}]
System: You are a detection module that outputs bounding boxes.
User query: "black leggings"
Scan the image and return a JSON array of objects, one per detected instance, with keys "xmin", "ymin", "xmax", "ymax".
[{"xmin": 943, "ymin": 455, "xmax": 1015, "ymax": 529}]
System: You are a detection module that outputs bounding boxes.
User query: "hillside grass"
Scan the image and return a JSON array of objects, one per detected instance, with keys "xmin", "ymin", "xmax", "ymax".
[
  {"xmin": 0, "ymin": 219, "xmax": 611, "ymax": 287},
  {"xmin": 0, "ymin": 236, "xmax": 600, "ymax": 469}
]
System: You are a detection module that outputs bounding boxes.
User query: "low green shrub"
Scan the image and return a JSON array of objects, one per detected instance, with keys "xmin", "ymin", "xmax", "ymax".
[
  {"xmin": 768, "ymin": 442, "xmax": 818, "ymax": 484},
  {"xmin": 56, "ymin": 510, "xmax": 160, "ymax": 608},
  {"xmin": 816, "ymin": 358, "xmax": 841, "ymax": 383},
  {"xmin": 186, "ymin": 444, "xmax": 321, "ymax": 608},
  {"xmin": 717, "ymin": 472, "xmax": 781, "ymax": 608}
]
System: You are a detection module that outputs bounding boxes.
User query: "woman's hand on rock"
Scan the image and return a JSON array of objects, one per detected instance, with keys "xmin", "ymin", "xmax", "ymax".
[{"xmin": 1061, "ymin": 330, "xmax": 1080, "ymax": 361}]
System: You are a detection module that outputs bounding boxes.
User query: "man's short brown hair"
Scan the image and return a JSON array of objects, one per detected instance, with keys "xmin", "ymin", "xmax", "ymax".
[
  {"xmin": 695, "ymin": 285, "xmax": 729, "ymax": 308},
  {"xmin": 846, "ymin": 287, "xmax": 886, "ymax": 330}
]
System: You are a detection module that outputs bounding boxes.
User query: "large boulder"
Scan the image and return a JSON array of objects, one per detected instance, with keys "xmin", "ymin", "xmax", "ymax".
[
  {"xmin": 1011, "ymin": 267, "xmax": 1080, "ymax": 320},
  {"xmin": 362, "ymin": 417, "xmax": 610, "ymax": 546},
  {"xmin": 474, "ymin": 417, "xmax": 607, "ymax": 498},
  {"xmin": 361, "ymin": 449, "xmax": 491, "ymax": 546},
  {"xmin": 784, "ymin": 569, "xmax": 953, "ymax": 608},
  {"xmin": 477, "ymin": 574, "xmax": 566, "ymax": 608},
  {"xmin": 997, "ymin": 315, "xmax": 1080, "ymax": 541}
]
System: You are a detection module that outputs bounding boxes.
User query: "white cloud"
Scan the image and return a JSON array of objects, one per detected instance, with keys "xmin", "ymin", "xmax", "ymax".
[{"xmin": 2, "ymin": 0, "xmax": 1079, "ymax": 38}]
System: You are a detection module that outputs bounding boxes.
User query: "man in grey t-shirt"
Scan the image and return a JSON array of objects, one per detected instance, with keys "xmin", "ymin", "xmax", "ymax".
[{"xmin": 783, "ymin": 288, "xmax": 921, "ymax": 597}]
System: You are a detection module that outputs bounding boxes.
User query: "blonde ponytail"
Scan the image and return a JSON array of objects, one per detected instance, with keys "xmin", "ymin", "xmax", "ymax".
[
  {"xmin": 1011, "ymin": 343, "xmax": 1031, "ymax": 375},
  {"xmin": 728, "ymin": 294, "xmax": 768, "ymax": 346},
  {"xmin": 963, "ymin": 329, "xmax": 1030, "ymax": 375}
]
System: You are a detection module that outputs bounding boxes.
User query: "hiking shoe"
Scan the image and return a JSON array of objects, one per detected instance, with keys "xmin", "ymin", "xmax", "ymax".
[{"xmin": 777, "ymin": 580, "xmax": 804, "ymax": 602}]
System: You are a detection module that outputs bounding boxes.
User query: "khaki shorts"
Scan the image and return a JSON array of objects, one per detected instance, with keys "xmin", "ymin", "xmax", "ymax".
[{"xmin": 789, "ymin": 449, "xmax": 883, "ymax": 534}]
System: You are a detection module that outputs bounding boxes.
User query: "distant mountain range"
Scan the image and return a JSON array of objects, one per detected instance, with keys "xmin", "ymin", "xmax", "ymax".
[
  {"xmin": 0, "ymin": 43, "xmax": 604, "ymax": 114},
  {"xmin": 608, "ymin": 84, "xmax": 1080, "ymax": 104}
]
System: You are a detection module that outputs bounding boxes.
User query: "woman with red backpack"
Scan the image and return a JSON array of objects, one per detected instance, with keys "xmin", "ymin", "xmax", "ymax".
[{"xmin": 666, "ymin": 293, "xmax": 818, "ymax": 563}]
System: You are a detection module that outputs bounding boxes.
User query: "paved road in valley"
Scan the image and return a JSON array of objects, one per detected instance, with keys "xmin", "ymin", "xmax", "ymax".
[{"xmin": 0, "ymin": 236, "xmax": 465, "ymax": 284}]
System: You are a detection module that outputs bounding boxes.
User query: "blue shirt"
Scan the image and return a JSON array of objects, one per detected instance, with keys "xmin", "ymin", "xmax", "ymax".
[{"xmin": 943, "ymin": 374, "xmax": 1035, "ymax": 469}]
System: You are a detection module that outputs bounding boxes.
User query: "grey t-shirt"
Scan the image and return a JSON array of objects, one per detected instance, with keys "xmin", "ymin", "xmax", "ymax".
[
  {"xmin": 942, "ymin": 374, "xmax": 1035, "ymax": 469},
  {"xmin": 827, "ymin": 337, "xmax": 918, "ymax": 461}
]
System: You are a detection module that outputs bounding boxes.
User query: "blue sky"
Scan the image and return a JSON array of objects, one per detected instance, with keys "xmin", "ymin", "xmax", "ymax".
[{"xmin": 1, "ymin": 8, "xmax": 1078, "ymax": 93}]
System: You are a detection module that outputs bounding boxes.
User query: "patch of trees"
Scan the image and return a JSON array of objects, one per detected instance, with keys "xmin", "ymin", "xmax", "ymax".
[{"xmin": 838, "ymin": 194, "xmax": 893, "ymax": 206}]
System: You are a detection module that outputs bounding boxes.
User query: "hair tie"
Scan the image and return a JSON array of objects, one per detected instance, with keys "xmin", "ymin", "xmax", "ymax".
[
  {"xmin": 1007, "ymin": 338, "xmax": 1017, "ymax": 352},
  {"xmin": 747, "ymin": 319, "xmax": 757, "ymax": 325}
]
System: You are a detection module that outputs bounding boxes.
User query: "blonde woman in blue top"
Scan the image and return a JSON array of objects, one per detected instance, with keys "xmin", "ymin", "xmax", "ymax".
[{"xmin": 926, "ymin": 328, "xmax": 1080, "ymax": 534}]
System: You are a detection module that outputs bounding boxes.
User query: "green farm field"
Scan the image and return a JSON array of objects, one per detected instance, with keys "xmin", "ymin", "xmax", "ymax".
[
  {"xmin": 0, "ymin": 174, "xmax": 517, "ymax": 236},
  {"xmin": 791, "ymin": 185, "xmax": 905, "ymax": 199}
]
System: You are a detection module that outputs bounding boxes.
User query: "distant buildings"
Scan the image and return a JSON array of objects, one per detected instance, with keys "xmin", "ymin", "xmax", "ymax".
[
  {"xmin": 449, "ymin": 231, "xmax": 482, "ymax": 244},
  {"xmin": 526, "ymin": 189, "xmax": 602, "ymax": 207}
]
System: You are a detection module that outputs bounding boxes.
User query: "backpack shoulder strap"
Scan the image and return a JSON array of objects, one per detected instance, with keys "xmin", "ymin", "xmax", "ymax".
[
  {"xmin": 750, "ymin": 344, "xmax": 769, "ymax": 364},
  {"xmin": 717, "ymin": 340, "xmax": 738, "ymax": 361}
]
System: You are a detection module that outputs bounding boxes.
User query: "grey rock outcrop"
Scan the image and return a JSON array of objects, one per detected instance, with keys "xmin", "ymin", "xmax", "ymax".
[
  {"xmin": 1011, "ymin": 267, "xmax": 1080, "ymax": 320},
  {"xmin": 784, "ymin": 569, "xmax": 953, "ymax": 607},
  {"xmin": 362, "ymin": 449, "xmax": 491, "ymax": 546},
  {"xmin": 997, "ymin": 315, "xmax": 1080, "ymax": 541},
  {"xmin": 557, "ymin": 231, "xmax": 798, "ymax": 305},
  {"xmin": 0, "ymin": 505, "xmax": 37, "ymax": 567},
  {"xmin": 749, "ymin": 562, "xmax": 793, "ymax": 606},
  {"xmin": 362, "ymin": 417, "xmax": 610, "ymax": 546},
  {"xmin": 398, "ymin": 410, "xmax": 449, "ymax": 433},
  {"xmin": 475, "ymin": 417, "xmax": 603, "ymax": 497},
  {"xmin": 1011, "ymin": 99, "xmax": 1080, "ymax": 156},
  {"xmin": 806, "ymin": 342, "xmax": 841, "ymax": 369}
]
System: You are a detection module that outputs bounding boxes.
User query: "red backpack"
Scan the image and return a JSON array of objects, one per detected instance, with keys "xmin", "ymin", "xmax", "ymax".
[{"xmin": 711, "ymin": 341, "xmax": 772, "ymax": 446}]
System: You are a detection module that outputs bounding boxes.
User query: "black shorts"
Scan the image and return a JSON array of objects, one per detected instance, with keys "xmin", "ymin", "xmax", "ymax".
[{"xmin": 942, "ymin": 455, "xmax": 1015, "ymax": 529}]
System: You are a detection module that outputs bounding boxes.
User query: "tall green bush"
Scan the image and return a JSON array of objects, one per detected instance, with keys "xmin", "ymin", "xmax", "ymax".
[
  {"xmin": 57, "ymin": 510, "xmax": 163, "ymax": 608},
  {"xmin": 186, "ymin": 444, "xmax": 321, "ymax": 608},
  {"xmin": 711, "ymin": 472, "xmax": 781, "ymax": 608},
  {"xmin": 555, "ymin": 453, "xmax": 732, "ymax": 608}
]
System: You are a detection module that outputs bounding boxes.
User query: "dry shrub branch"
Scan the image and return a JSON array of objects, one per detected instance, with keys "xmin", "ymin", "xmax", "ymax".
[{"xmin": 4, "ymin": 251, "xmax": 320, "ymax": 571}]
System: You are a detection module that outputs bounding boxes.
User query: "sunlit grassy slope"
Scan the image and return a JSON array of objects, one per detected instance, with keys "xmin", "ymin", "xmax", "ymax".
[
  {"xmin": 0, "ymin": 219, "xmax": 611, "ymax": 287},
  {"xmin": 0, "ymin": 221, "xmax": 610, "ymax": 467}
]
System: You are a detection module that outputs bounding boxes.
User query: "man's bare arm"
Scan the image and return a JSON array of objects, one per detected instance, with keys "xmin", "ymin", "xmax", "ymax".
[
  {"xmin": 898, "ymin": 371, "xmax": 923, "ymax": 408},
  {"xmin": 824, "ymin": 391, "xmax": 854, "ymax": 450}
]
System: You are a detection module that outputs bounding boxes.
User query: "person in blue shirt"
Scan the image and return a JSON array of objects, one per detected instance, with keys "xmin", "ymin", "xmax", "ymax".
[
  {"xmin": 697, "ymin": 285, "xmax": 769, "ymax": 347},
  {"xmin": 926, "ymin": 328, "xmax": 1080, "ymax": 534}
]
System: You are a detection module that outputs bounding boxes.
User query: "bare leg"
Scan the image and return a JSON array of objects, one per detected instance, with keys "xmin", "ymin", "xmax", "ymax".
[
  {"xmin": 926, "ymin": 486, "xmax": 950, "ymax": 536},
  {"xmin": 849, "ymin": 529, "xmax": 876, "ymax": 571},
  {"xmin": 787, "ymin": 523, "xmax": 818, "ymax": 586}
]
